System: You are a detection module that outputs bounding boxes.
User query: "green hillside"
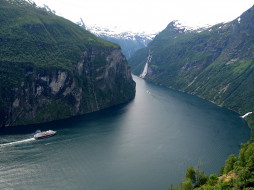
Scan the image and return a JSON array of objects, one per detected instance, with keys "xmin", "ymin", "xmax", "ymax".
[
  {"xmin": 0, "ymin": 0, "xmax": 135, "ymax": 127},
  {"xmin": 0, "ymin": 0, "xmax": 118, "ymax": 69},
  {"xmin": 129, "ymin": 5, "xmax": 254, "ymax": 140},
  {"xmin": 129, "ymin": 4, "xmax": 254, "ymax": 189}
]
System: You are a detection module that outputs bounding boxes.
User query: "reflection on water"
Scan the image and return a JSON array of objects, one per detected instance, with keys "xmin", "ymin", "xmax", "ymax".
[{"xmin": 0, "ymin": 76, "xmax": 249, "ymax": 190}]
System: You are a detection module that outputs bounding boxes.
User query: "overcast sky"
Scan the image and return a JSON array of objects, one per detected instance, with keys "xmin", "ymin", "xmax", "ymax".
[{"xmin": 33, "ymin": 0, "xmax": 254, "ymax": 33}]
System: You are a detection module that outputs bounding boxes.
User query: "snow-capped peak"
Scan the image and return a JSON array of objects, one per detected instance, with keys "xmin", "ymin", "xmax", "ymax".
[
  {"xmin": 76, "ymin": 18, "xmax": 157, "ymax": 58},
  {"xmin": 76, "ymin": 18, "xmax": 157, "ymax": 41},
  {"xmin": 170, "ymin": 20, "xmax": 211, "ymax": 33}
]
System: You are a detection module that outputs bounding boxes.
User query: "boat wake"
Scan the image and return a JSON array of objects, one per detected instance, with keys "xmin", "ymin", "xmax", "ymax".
[{"xmin": 0, "ymin": 138, "xmax": 35, "ymax": 148}]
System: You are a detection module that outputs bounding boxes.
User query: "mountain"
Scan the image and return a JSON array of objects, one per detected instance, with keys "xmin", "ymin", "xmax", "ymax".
[
  {"xmin": 129, "ymin": 5, "xmax": 254, "ymax": 140},
  {"xmin": 77, "ymin": 19, "xmax": 156, "ymax": 59},
  {"xmin": 0, "ymin": 0, "xmax": 135, "ymax": 127}
]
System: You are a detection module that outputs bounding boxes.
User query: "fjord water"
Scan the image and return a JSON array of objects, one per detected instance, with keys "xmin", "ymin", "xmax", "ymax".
[{"xmin": 0, "ymin": 76, "xmax": 249, "ymax": 189}]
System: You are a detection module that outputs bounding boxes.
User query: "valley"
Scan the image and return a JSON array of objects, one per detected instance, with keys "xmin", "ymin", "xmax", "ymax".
[
  {"xmin": 1, "ymin": 0, "xmax": 254, "ymax": 189},
  {"xmin": 129, "ymin": 5, "xmax": 254, "ymax": 141}
]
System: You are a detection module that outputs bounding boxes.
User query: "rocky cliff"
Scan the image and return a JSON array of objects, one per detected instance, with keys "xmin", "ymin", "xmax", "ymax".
[{"xmin": 0, "ymin": 0, "xmax": 135, "ymax": 127}]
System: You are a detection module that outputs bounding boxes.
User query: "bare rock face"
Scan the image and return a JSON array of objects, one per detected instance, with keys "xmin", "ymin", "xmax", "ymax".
[
  {"xmin": 0, "ymin": 47, "xmax": 135, "ymax": 127},
  {"xmin": 49, "ymin": 71, "xmax": 67, "ymax": 95}
]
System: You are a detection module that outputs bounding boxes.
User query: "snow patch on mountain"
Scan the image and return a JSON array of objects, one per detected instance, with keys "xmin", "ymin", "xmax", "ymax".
[
  {"xmin": 77, "ymin": 18, "xmax": 86, "ymax": 30},
  {"xmin": 238, "ymin": 17, "xmax": 241, "ymax": 23},
  {"xmin": 171, "ymin": 20, "xmax": 211, "ymax": 33},
  {"xmin": 85, "ymin": 24, "xmax": 157, "ymax": 42},
  {"xmin": 76, "ymin": 18, "xmax": 157, "ymax": 58},
  {"xmin": 76, "ymin": 18, "xmax": 156, "ymax": 41}
]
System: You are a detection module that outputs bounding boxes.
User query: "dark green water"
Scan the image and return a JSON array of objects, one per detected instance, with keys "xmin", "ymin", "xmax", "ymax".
[{"xmin": 0, "ymin": 76, "xmax": 249, "ymax": 189}]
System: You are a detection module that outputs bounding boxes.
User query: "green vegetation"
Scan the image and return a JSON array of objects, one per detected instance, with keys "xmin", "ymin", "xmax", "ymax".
[
  {"xmin": 0, "ymin": 0, "xmax": 135, "ymax": 127},
  {"xmin": 129, "ymin": 6, "xmax": 254, "ymax": 140},
  {"xmin": 169, "ymin": 164, "xmax": 208, "ymax": 190},
  {"xmin": 13, "ymin": 100, "xmax": 71, "ymax": 126},
  {"xmin": 0, "ymin": 0, "xmax": 118, "ymax": 69},
  {"xmin": 0, "ymin": 0, "xmax": 119, "ymax": 92},
  {"xmin": 169, "ymin": 143, "xmax": 254, "ymax": 189},
  {"xmin": 129, "ymin": 5, "xmax": 254, "ymax": 189}
]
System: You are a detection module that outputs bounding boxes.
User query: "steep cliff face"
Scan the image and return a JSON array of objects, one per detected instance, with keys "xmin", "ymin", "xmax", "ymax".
[{"xmin": 0, "ymin": 0, "xmax": 135, "ymax": 127}]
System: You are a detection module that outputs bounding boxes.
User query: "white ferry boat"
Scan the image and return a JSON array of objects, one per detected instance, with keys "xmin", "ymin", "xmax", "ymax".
[{"xmin": 34, "ymin": 130, "xmax": 56, "ymax": 140}]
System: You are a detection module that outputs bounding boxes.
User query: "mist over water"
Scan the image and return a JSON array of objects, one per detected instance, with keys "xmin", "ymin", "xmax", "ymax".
[{"xmin": 0, "ymin": 76, "xmax": 249, "ymax": 189}]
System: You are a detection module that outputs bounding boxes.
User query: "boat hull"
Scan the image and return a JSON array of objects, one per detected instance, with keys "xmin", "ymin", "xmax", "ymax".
[
  {"xmin": 34, "ymin": 130, "xmax": 56, "ymax": 140},
  {"xmin": 34, "ymin": 133, "xmax": 56, "ymax": 140}
]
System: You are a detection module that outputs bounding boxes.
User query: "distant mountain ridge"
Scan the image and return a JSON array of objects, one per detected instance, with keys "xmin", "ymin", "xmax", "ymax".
[
  {"xmin": 76, "ymin": 18, "xmax": 156, "ymax": 59},
  {"xmin": 129, "ymin": 5, "xmax": 254, "ymax": 140}
]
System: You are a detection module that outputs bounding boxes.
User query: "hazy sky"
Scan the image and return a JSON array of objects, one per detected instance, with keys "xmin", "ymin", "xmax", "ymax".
[{"xmin": 33, "ymin": 0, "xmax": 254, "ymax": 33}]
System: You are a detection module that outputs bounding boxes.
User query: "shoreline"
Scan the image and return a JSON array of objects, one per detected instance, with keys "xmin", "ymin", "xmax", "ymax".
[{"xmin": 139, "ymin": 76, "xmax": 254, "ymax": 141}]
